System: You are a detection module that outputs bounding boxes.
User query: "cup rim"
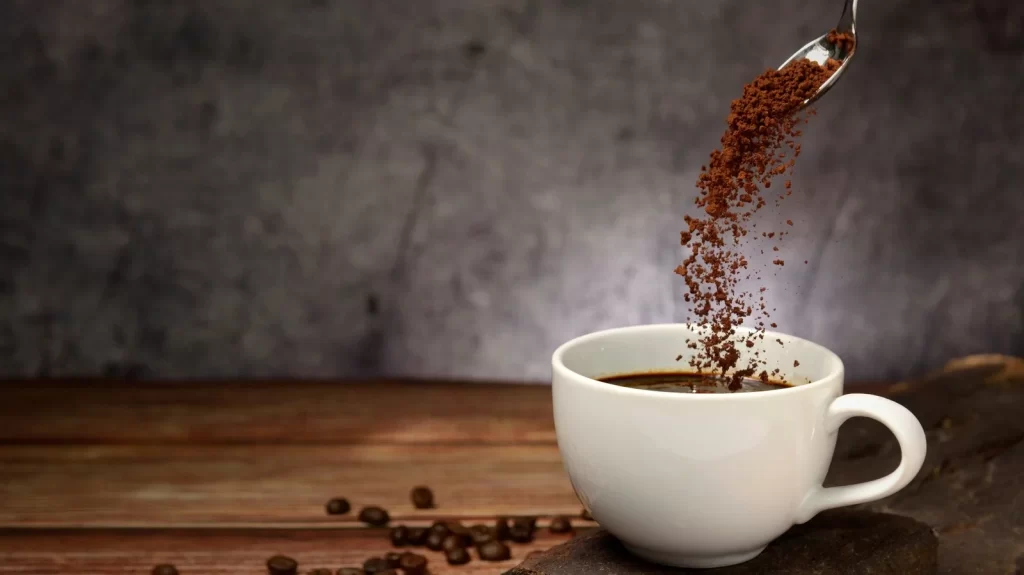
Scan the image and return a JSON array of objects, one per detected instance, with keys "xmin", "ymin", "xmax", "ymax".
[{"xmin": 552, "ymin": 323, "xmax": 844, "ymax": 401}]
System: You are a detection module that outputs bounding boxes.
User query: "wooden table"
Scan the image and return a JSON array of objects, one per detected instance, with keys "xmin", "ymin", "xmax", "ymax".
[
  {"xmin": 0, "ymin": 381, "xmax": 587, "ymax": 574},
  {"xmin": 0, "ymin": 367, "xmax": 1014, "ymax": 575}
]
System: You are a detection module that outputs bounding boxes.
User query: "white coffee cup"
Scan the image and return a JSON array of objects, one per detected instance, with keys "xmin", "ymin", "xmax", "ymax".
[{"xmin": 552, "ymin": 324, "xmax": 926, "ymax": 569}]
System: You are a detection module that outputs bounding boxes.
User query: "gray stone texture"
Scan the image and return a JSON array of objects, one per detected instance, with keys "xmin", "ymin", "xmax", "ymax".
[{"xmin": 1, "ymin": 0, "xmax": 1022, "ymax": 381}]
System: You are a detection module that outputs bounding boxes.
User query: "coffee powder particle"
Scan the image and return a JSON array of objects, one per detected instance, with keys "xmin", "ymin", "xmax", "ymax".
[
  {"xmin": 794, "ymin": 360, "xmax": 800, "ymax": 367},
  {"xmin": 827, "ymin": 29, "xmax": 857, "ymax": 54}
]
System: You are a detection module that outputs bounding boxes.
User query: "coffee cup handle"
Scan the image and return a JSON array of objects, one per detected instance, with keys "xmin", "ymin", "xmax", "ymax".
[{"xmin": 796, "ymin": 393, "xmax": 927, "ymax": 523}]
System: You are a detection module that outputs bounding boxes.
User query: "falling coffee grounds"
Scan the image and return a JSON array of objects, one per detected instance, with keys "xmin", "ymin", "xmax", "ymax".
[{"xmin": 676, "ymin": 54, "xmax": 841, "ymax": 389}]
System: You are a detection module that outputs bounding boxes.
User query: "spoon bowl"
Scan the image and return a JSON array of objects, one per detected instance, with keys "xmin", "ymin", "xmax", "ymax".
[{"xmin": 780, "ymin": 0, "xmax": 858, "ymax": 109}]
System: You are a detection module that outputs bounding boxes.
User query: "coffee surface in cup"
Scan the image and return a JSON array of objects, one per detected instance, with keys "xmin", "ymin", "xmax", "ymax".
[{"xmin": 600, "ymin": 372, "xmax": 790, "ymax": 394}]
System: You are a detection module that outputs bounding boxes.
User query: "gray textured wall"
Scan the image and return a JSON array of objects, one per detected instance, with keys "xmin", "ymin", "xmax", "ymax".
[{"xmin": 1, "ymin": 0, "xmax": 1022, "ymax": 382}]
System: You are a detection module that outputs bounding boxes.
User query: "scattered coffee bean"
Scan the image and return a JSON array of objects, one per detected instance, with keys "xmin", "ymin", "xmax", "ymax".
[
  {"xmin": 442, "ymin": 533, "xmax": 469, "ymax": 552},
  {"xmin": 494, "ymin": 517, "xmax": 512, "ymax": 541},
  {"xmin": 512, "ymin": 516, "xmax": 537, "ymax": 531},
  {"xmin": 325, "ymin": 498, "xmax": 351, "ymax": 515},
  {"xmin": 358, "ymin": 506, "xmax": 390, "ymax": 527},
  {"xmin": 580, "ymin": 508, "xmax": 594, "ymax": 521},
  {"xmin": 406, "ymin": 526, "xmax": 428, "ymax": 545},
  {"xmin": 151, "ymin": 565, "xmax": 179, "ymax": 575},
  {"xmin": 307, "ymin": 569, "xmax": 333, "ymax": 575},
  {"xmin": 266, "ymin": 555, "xmax": 299, "ymax": 575},
  {"xmin": 389, "ymin": 525, "xmax": 408, "ymax": 547},
  {"xmin": 429, "ymin": 520, "xmax": 451, "ymax": 537},
  {"xmin": 425, "ymin": 530, "xmax": 446, "ymax": 551},
  {"xmin": 335, "ymin": 569, "xmax": 364, "ymax": 575},
  {"xmin": 446, "ymin": 522, "xmax": 473, "ymax": 546},
  {"xmin": 445, "ymin": 547, "xmax": 471, "ymax": 565},
  {"xmin": 398, "ymin": 552, "xmax": 428, "ymax": 575},
  {"xmin": 362, "ymin": 557, "xmax": 390, "ymax": 574},
  {"xmin": 470, "ymin": 524, "xmax": 494, "ymax": 545},
  {"xmin": 549, "ymin": 515, "xmax": 573, "ymax": 534},
  {"xmin": 509, "ymin": 522, "xmax": 534, "ymax": 543},
  {"xmin": 383, "ymin": 552, "xmax": 402, "ymax": 568},
  {"xmin": 478, "ymin": 540, "xmax": 512, "ymax": 561},
  {"xmin": 410, "ymin": 486, "xmax": 434, "ymax": 509}
]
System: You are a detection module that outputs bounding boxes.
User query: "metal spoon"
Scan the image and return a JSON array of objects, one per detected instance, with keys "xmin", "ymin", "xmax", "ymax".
[{"xmin": 779, "ymin": 0, "xmax": 858, "ymax": 109}]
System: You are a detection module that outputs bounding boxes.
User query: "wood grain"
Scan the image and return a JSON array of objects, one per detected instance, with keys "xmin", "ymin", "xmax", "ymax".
[
  {"xmin": 0, "ymin": 444, "xmax": 578, "ymax": 527},
  {"xmin": 0, "ymin": 376, "xmax": 901, "ymax": 574},
  {"xmin": 0, "ymin": 526, "xmax": 591, "ymax": 574},
  {"xmin": 0, "ymin": 380, "xmax": 555, "ymax": 445}
]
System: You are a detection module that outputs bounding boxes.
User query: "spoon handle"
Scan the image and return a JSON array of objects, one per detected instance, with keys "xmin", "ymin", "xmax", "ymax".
[{"xmin": 837, "ymin": 0, "xmax": 858, "ymax": 35}]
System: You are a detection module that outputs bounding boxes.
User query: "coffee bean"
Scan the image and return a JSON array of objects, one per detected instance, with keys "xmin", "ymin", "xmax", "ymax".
[
  {"xmin": 266, "ymin": 555, "xmax": 299, "ymax": 575},
  {"xmin": 549, "ymin": 515, "xmax": 573, "ymax": 534},
  {"xmin": 425, "ymin": 530, "xmax": 446, "ymax": 551},
  {"xmin": 442, "ymin": 533, "xmax": 469, "ymax": 552},
  {"xmin": 445, "ymin": 547, "xmax": 471, "ymax": 565},
  {"xmin": 358, "ymin": 506, "xmax": 390, "ymax": 526},
  {"xmin": 509, "ymin": 523, "xmax": 534, "ymax": 543},
  {"xmin": 494, "ymin": 517, "xmax": 512, "ymax": 541},
  {"xmin": 151, "ymin": 565, "xmax": 179, "ymax": 575},
  {"xmin": 398, "ymin": 552, "xmax": 428, "ymax": 575},
  {"xmin": 410, "ymin": 486, "xmax": 434, "ymax": 509},
  {"xmin": 512, "ymin": 516, "xmax": 538, "ymax": 531},
  {"xmin": 362, "ymin": 557, "xmax": 389, "ymax": 574},
  {"xmin": 428, "ymin": 520, "xmax": 450, "ymax": 537},
  {"xmin": 445, "ymin": 522, "xmax": 473, "ymax": 547},
  {"xmin": 470, "ymin": 524, "xmax": 494, "ymax": 545},
  {"xmin": 478, "ymin": 540, "xmax": 512, "ymax": 561},
  {"xmin": 325, "ymin": 498, "xmax": 350, "ymax": 515},
  {"xmin": 406, "ymin": 526, "xmax": 428, "ymax": 545},
  {"xmin": 383, "ymin": 552, "xmax": 402, "ymax": 568},
  {"xmin": 389, "ymin": 525, "xmax": 408, "ymax": 547},
  {"xmin": 307, "ymin": 570, "xmax": 333, "ymax": 575},
  {"xmin": 580, "ymin": 508, "xmax": 594, "ymax": 521},
  {"xmin": 335, "ymin": 569, "xmax": 364, "ymax": 575}
]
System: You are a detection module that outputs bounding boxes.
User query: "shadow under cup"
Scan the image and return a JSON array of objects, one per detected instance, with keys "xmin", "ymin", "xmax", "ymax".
[{"xmin": 551, "ymin": 324, "xmax": 846, "ymax": 568}]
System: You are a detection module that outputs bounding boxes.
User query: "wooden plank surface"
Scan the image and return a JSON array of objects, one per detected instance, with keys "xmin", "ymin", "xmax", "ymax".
[
  {"xmin": 0, "ymin": 381, "xmax": 555, "ymax": 445},
  {"xmin": 0, "ymin": 377, "xmax": 897, "ymax": 574},
  {"xmin": 0, "ymin": 444, "xmax": 577, "ymax": 527},
  {"xmin": 0, "ymin": 526, "xmax": 589, "ymax": 574}
]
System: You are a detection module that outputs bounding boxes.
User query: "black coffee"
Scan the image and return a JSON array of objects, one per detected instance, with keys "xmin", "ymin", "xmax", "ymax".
[{"xmin": 600, "ymin": 372, "xmax": 790, "ymax": 393}]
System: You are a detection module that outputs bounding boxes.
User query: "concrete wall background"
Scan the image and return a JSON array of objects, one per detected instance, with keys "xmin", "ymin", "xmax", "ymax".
[{"xmin": 1, "ymin": 0, "xmax": 1022, "ymax": 382}]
